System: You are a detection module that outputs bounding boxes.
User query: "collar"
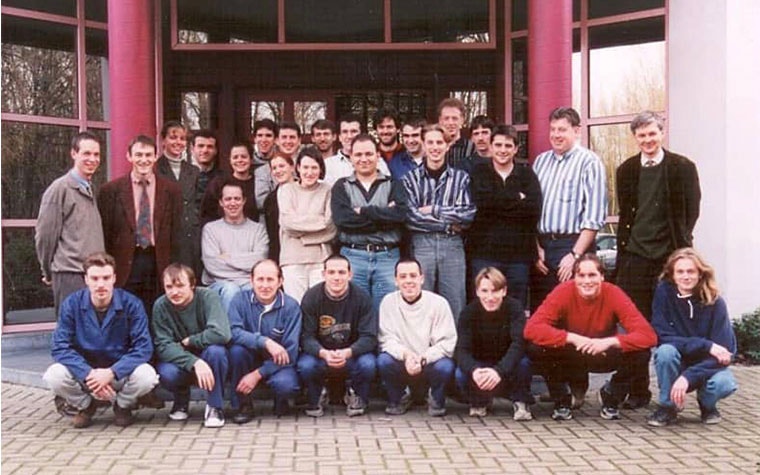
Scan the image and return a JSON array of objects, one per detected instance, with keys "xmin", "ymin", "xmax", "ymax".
[
  {"xmin": 69, "ymin": 168, "xmax": 91, "ymax": 189},
  {"xmin": 250, "ymin": 289, "xmax": 284, "ymax": 310},
  {"xmin": 130, "ymin": 172, "xmax": 154, "ymax": 184},
  {"xmin": 552, "ymin": 144, "xmax": 578, "ymax": 161},
  {"xmin": 640, "ymin": 148, "xmax": 665, "ymax": 167}
]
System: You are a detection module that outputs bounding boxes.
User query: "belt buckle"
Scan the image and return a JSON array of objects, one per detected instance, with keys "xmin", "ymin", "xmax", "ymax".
[{"xmin": 366, "ymin": 244, "xmax": 373, "ymax": 252}]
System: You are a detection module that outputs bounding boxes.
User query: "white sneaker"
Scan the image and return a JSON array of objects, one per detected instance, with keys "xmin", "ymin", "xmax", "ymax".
[
  {"xmin": 168, "ymin": 402, "xmax": 189, "ymax": 421},
  {"xmin": 469, "ymin": 406, "xmax": 487, "ymax": 417},
  {"xmin": 512, "ymin": 401, "xmax": 533, "ymax": 421},
  {"xmin": 203, "ymin": 404, "xmax": 225, "ymax": 428}
]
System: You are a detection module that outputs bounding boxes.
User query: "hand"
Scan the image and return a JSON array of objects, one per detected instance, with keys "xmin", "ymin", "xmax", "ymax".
[
  {"xmin": 354, "ymin": 207, "xmax": 361, "ymax": 214},
  {"xmin": 535, "ymin": 246, "xmax": 549, "ymax": 275},
  {"xmin": 575, "ymin": 336, "xmax": 618, "ymax": 356},
  {"xmin": 265, "ymin": 338, "xmax": 290, "ymax": 365},
  {"xmin": 472, "ymin": 368, "xmax": 502, "ymax": 391},
  {"xmin": 320, "ymin": 349, "xmax": 347, "ymax": 369},
  {"xmin": 85, "ymin": 368, "xmax": 115, "ymax": 393},
  {"xmin": 193, "ymin": 359, "xmax": 215, "ymax": 391},
  {"xmin": 670, "ymin": 375, "xmax": 689, "ymax": 409},
  {"xmin": 418, "ymin": 205, "xmax": 433, "ymax": 215},
  {"xmin": 404, "ymin": 353, "xmax": 422, "ymax": 376},
  {"xmin": 236, "ymin": 370, "xmax": 262, "ymax": 395},
  {"xmin": 450, "ymin": 223, "xmax": 463, "ymax": 234},
  {"xmin": 181, "ymin": 337, "xmax": 191, "ymax": 348},
  {"xmin": 92, "ymin": 385, "xmax": 116, "ymax": 401},
  {"xmin": 557, "ymin": 253, "xmax": 576, "ymax": 282},
  {"xmin": 41, "ymin": 276, "xmax": 52, "ymax": 286},
  {"xmin": 566, "ymin": 332, "xmax": 592, "ymax": 351},
  {"xmin": 709, "ymin": 343, "xmax": 732, "ymax": 366}
]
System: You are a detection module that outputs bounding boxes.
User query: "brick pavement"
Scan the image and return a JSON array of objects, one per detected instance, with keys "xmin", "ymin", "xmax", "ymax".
[{"xmin": 2, "ymin": 366, "xmax": 759, "ymax": 475}]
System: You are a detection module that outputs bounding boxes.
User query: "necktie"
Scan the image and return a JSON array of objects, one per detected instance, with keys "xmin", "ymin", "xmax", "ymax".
[
  {"xmin": 645, "ymin": 159, "xmax": 655, "ymax": 167},
  {"xmin": 136, "ymin": 180, "xmax": 152, "ymax": 248}
]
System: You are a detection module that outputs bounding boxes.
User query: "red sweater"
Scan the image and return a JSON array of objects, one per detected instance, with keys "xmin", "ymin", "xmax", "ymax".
[{"xmin": 524, "ymin": 281, "xmax": 656, "ymax": 352}]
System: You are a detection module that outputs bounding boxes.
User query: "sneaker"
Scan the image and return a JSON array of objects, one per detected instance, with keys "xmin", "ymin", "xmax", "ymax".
[
  {"xmin": 344, "ymin": 389, "xmax": 367, "ymax": 417},
  {"xmin": 647, "ymin": 406, "xmax": 678, "ymax": 427},
  {"xmin": 54, "ymin": 396, "xmax": 78, "ymax": 417},
  {"xmin": 112, "ymin": 403, "xmax": 134, "ymax": 427},
  {"xmin": 469, "ymin": 406, "xmax": 487, "ymax": 417},
  {"xmin": 203, "ymin": 405, "xmax": 225, "ymax": 428},
  {"xmin": 427, "ymin": 389, "xmax": 446, "ymax": 417},
  {"xmin": 385, "ymin": 390, "xmax": 413, "ymax": 416},
  {"xmin": 304, "ymin": 387, "xmax": 328, "ymax": 417},
  {"xmin": 512, "ymin": 401, "xmax": 533, "ymax": 421},
  {"xmin": 168, "ymin": 402, "xmax": 189, "ymax": 421},
  {"xmin": 232, "ymin": 403, "xmax": 255, "ymax": 424},
  {"xmin": 551, "ymin": 406, "xmax": 573, "ymax": 421},
  {"xmin": 72, "ymin": 402, "xmax": 97, "ymax": 429},
  {"xmin": 699, "ymin": 404, "xmax": 722, "ymax": 425},
  {"xmin": 598, "ymin": 387, "xmax": 620, "ymax": 420}
]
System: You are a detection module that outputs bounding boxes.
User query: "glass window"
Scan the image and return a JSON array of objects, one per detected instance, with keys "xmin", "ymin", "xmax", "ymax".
[
  {"xmin": 589, "ymin": 0, "xmax": 664, "ymax": 19},
  {"xmin": 451, "ymin": 91, "xmax": 488, "ymax": 126},
  {"xmin": 1, "ymin": 17, "xmax": 78, "ymax": 118},
  {"xmin": 250, "ymin": 101, "xmax": 285, "ymax": 133},
  {"xmin": 183, "ymin": 92, "xmax": 216, "ymax": 130},
  {"xmin": 178, "ymin": 30, "xmax": 209, "ymax": 44},
  {"xmin": 286, "ymin": 0, "xmax": 383, "ymax": 43},
  {"xmin": 177, "ymin": 0, "xmax": 277, "ymax": 44},
  {"xmin": 294, "ymin": 101, "xmax": 327, "ymax": 135},
  {"xmin": 3, "ymin": 227, "xmax": 55, "ymax": 319},
  {"xmin": 2, "ymin": 0, "xmax": 76, "ymax": 17},
  {"xmin": 335, "ymin": 92, "xmax": 426, "ymax": 131},
  {"xmin": 85, "ymin": 0, "xmax": 108, "ymax": 22},
  {"xmin": 589, "ymin": 123, "xmax": 639, "ymax": 215},
  {"xmin": 589, "ymin": 18, "xmax": 665, "ymax": 118},
  {"xmin": 391, "ymin": 0, "xmax": 489, "ymax": 43},
  {"xmin": 516, "ymin": 130, "xmax": 529, "ymax": 163},
  {"xmin": 511, "ymin": 38, "xmax": 527, "ymax": 125},
  {"xmin": 86, "ymin": 28, "xmax": 109, "ymax": 122},
  {"xmin": 511, "ymin": 0, "xmax": 527, "ymax": 31}
]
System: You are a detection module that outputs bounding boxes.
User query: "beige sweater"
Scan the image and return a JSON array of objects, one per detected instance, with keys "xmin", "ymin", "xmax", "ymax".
[{"xmin": 278, "ymin": 181, "xmax": 336, "ymax": 266}]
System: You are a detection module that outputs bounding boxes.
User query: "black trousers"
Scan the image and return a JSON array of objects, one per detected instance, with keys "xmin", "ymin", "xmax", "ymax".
[{"xmin": 125, "ymin": 246, "xmax": 157, "ymax": 316}]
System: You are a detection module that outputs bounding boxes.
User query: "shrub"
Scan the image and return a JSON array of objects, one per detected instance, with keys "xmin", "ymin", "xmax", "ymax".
[{"xmin": 733, "ymin": 307, "xmax": 760, "ymax": 365}]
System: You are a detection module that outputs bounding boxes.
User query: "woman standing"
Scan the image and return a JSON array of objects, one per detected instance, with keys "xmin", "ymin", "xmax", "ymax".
[
  {"xmin": 278, "ymin": 146, "xmax": 336, "ymax": 302},
  {"xmin": 201, "ymin": 141, "xmax": 259, "ymax": 225},
  {"xmin": 262, "ymin": 153, "xmax": 296, "ymax": 262}
]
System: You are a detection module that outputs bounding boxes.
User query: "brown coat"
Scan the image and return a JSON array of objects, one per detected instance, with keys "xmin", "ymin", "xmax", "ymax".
[{"xmin": 97, "ymin": 174, "xmax": 183, "ymax": 289}]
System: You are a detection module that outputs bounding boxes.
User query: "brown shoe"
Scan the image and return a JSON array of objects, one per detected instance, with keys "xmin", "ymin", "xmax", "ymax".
[
  {"xmin": 112, "ymin": 403, "xmax": 134, "ymax": 427},
  {"xmin": 137, "ymin": 388, "xmax": 165, "ymax": 409},
  {"xmin": 72, "ymin": 402, "xmax": 97, "ymax": 429}
]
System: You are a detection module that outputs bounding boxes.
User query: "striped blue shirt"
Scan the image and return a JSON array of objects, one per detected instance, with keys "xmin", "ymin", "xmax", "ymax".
[
  {"xmin": 532, "ymin": 145, "xmax": 607, "ymax": 234},
  {"xmin": 402, "ymin": 166, "xmax": 476, "ymax": 233}
]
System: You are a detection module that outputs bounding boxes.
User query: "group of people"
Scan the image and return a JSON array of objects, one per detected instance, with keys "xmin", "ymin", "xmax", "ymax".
[{"xmin": 35, "ymin": 97, "xmax": 737, "ymax": 430}]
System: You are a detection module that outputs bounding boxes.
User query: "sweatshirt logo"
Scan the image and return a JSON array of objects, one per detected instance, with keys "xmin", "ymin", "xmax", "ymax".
[{"xmin": 319, "ymin": 315, "xmax": 336, "ymax": 330}]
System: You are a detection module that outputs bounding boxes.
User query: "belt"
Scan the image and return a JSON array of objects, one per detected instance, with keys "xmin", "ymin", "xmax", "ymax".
[
  {"xmin": 345, "ymin": 243, "xmax": 398, "ymax": 253},
  {"xmin": 539, "ymin": 233, "xmax": 580, "ymax": 241}
]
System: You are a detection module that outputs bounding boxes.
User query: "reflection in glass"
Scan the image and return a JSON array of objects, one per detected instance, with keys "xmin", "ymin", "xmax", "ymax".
[
  {"xmin": 451, "ymin": 91, "xmax": 488, "ymax": 125},
  {"xmin": 391, "ymin": 0, "xmax": 489, "ymax": 43},
  {"xmin": 177, "ymin": 0, "xmax": 277, "ymax": 44},
  {"xmin": 86, "ymin": 28, "xmax": 109, "ymax": 122},
  {"xmin": 294, "ymin": 102, "xmax": 327, "ymax": 135},
  {"xmin": 286, "ymin": 0, "xmax": 383, "ymax": 43},
  {"xmin": 512, "ymin": 38, "xmax": 527, "ymax": 125},
  {"xmin": 3, "ymin": 227, "xmax": 55, "ymax": 318},
  {"xmin": 335, "ymin": 93, "xmax": 426, "ymax": 131},
  {"xmin": 589, "ymin": 0, "xmax": 664, "ymax": 19},
  {"xmin": 179, "ymin": 30, "xmax": 209, "ymax": 44},
  {"xmin": 183, "ymin": 92, "xmax": 215, "ymax": 130},
  {"xmin": 589, "ymin": 123, "xmax": 639, "ymax": 215},
  {"xmin": 2, "ymin": 0, "xmax": 76, "ymax": 17},
  {"xmin": 251, "ymin": 101, "xmax": 285, "ymax": 132}
]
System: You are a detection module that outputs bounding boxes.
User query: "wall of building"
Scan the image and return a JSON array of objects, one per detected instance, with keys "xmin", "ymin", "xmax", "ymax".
[{"xmin": 668, "ymin": 0, "xmax": 760, "ymax": 316}]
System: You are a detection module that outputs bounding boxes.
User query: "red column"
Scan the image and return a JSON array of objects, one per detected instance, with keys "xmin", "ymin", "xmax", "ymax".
[
  {"xmin": 107, "ymin": 0, "xmax": 156, "ymax": 178},
  {"xmin": 527, "ymin": 0, "xmax": 572, "ymax": 161}
]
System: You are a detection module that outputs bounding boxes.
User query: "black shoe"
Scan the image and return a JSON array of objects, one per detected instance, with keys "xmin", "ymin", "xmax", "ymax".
[
  {"xmin": 647, "ymin": 406, "xmax": 677, "ymax": 427},
  {"xmin": 598, "ymin": 387, "xmax": 620, "ymax": 420},
  {"xmin": 622, "ymin": 394, "xmax": 651, "ymax": 410},
  {"xmin": 232, "ymin": 404, "xmax": 255, "ymax": 424},
  {"xmin": 699, "ymin": 404, "xmax": 721, "ymax": 425},
  {"xmin": 551, "ymin": 406, "xmax": 573, "ymax": 421},
  {"xmin": 113, "ymin": 403, "xmax": 134, "ymax": 427},
  {"xmin": 137, "ymin": 388, "xmax": 165, "ymax": 409}
]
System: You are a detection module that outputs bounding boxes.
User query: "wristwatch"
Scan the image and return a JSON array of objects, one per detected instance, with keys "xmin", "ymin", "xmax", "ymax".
[{"xmin": 571, "ymin": 251, "xmax": 582, "ymax": 260}]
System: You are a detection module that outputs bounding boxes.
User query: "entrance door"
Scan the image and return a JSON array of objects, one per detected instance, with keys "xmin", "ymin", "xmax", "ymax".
[{"xmin": 243, "ymin": 91, "xmax": 334, "ymax": 144}]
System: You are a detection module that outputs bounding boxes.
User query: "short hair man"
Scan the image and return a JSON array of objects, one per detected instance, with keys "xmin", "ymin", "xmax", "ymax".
[
  {"xmin": 331, "ymin": 134, "xmax": 408, "ymax": 309},
  {"xmin": 468, "ymin": 124, "xmax": 542, "ymax": 309},
  {"xmin": 455, "ymin": 267, "xmax": 533, "ymax": 420},
  {"xmin": 191, "ymin": 129, "xmax": 222, "ymax": 199},
  {"xmin": 152, "ymin": 264, "xmax": 231, "ymax": 428},
  {"xmin": 253, "ymin": 121, "xmax": 302, "ymax": 209},
  {"xmin": 201, "ymin": 181, "xmax": 269, "ymax": 311},
  {"xmin": 531, "ymin": 107, "xmax": 607, "ymax": 312},
  {"xmin": 373, "ymin": 106, "xmax": 405, "ymax": 164},
  {"xmin": 227, "ymin": 259, "xmax": 302, "ymax": 422},
  {"xmin": 524, "ymin": 254, "xmax": 656, "ymax": 421},
  {"xmin": 98, "ymin": 135, "xmax": 182, "ymax": 313},
  {"xmin": 615, "ymin": 111, "xmax": 702, "ymax": 409},
  {"xmin": 36, "ymin": 131, "xmax": 105, "ymax": 315},
  {"xmin": 43, "ymin": 252, "xmax": 158, "ymax": 428},
  {"xmin": 437, "ymin": 97, "xmax": 475, "ymax": 170},
  {"xmin": 252, "ymin": 119, "xmax": 279, "ymax": 169},
  {"xmin": 389, "ymin": 117, "xmax": 426, "ymax": 180},
  {"xmin": 297, "ymin": 255, "xmax": 378, "ymax": 417},
  {"xmin": 156, "ymin": 121, "xmax": 202, "ymax": 277},
  {"xmin": 402, "ymin": 124, "xmax": 476, "ymax": 319},
  {"xmin": 324, "ymin": 114, "xmax": 390, "ymax": 185},
  {"xmin": 463, "ymin": 115, "xmax": 495, "ymax": 174},
  {"xmin": 311, "ymin": 119, "xmax": 337, "ymax": 159},
  {"xmin": 377, "ymin": 259, "xmax": 457, "ymax": 416}
]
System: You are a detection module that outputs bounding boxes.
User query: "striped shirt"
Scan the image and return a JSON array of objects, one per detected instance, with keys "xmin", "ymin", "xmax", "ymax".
[
  {"xmin": 532, "ymin": 145, "xmax": 607, "ymax": 234},
  {"xmin": 402, "ymin": 165, "xmax": 477, "ymax": 234},
  {"xmin": 445, "ymin": 137, "xmax": 476, "ymax": 171}
]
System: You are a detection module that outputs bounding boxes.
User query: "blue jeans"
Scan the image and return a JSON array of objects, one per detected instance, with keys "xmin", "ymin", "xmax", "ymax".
[
  {"xmin": 297, "ymin": 352, "xmax": 377, "ymax": 406},
  {"xmin": 470, "ymin": 258, "xmax": 530, "ymax": 310},
  {"xmin": 455, "ymin": 357, "xmax": 533, "ymax": 406},
  {"xmin": 654, "ymin": 344, "xmax": 738, "ymax": 410},
  {"xmin": 208, "ymin": 281, "xmax": 251, "ymax": 312},
  {"xmin": 531, "ymin": 236, "xmax": 577, "ymax": 312},
  {"xmin": 377, "ymin": 352, "xmax": 455, "ymax": 407},
  {"xmin": 156, "ymin": 344, "xmax": 229, "ymax": 409},
  {"xmin": 340, "ymin": 246, "xmax": 399, "ymax": 310},
  {"xmin": 228, "ymin": 344, "xmax": 300, "ymax": 413},
  {"xmin": 411, "ymin": 233, "xmax": 466, "ymax": 321}
]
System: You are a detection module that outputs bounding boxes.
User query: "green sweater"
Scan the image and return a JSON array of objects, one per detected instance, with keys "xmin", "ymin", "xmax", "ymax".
[{"xmin": 152, "ymin": 287, "xmax": 231, "ymax": 371}]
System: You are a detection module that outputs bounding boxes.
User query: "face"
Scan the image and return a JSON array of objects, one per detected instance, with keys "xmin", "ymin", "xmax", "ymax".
[
  {"xmin": 673, "ymin": 257, "xmax": 700, "ymax": 295},
  {"xmin": 574, "ymin": 260, "xmax": 604, "ymax": 300},
  {"xmin": 192, "ymin": 136, "xmax": 217, "ymax": 166},
  {"xmin": 270, "ymin": 156, "xmax": 295, "ymax": 184},
  {"xmin": 84, "ymin": 264, "xmax": 116, "ymax": 309},
  {"xmin": 298, "ymin": 156, "xmax": 321, "ymax": 188},
  {"xmin": 229, "ymin": 146, "xmax": 252, "ymax": 176},
  {"xmin": 254, "ymin": 127, "xmax": 276, "ymax": 156},
  {"xmin": 219, "ymin": 185, "xmax": 245, "ymax": 221},
  {"xmin": 350, "ymin": 139, "xmax": 379, "ymax": 178},
  {"xmin": 163, "ymin": 272, "xmax": 195, "ymax": 308},
  {"xmin": 438, "ymin": 106, "xmax": 464, "ymax": 141},
  {"xmin": 277, "ymin": 128, "xmax": 301, "ymax": 157},
  {"xmin": 311, "ymin": 127, "xmax": 335, "ymax": 154},
  {"xmin": 395, "ymin": 262, "xmax": 424, "ymax": 302},
  {"xmin": 376, "ymin": 117, "xmax": 399, "ymax": 147},
  {"xmin": 127, "ymin": 142, "xmax": 158, "ymax": 178},
  {"xmin": 634, "ymin": 122, "xmax": 665, "ymax": 158},
  {"xmin": 471, "ymin": 126, "xmax": 492, "ymax": 154},
  {"xmin": 549, "ymin": 118, "xmax": 579, "ymax": 156},
  {"xmin": 423, "ymin": 130, "xmax": 447, "ymax": 170},
  {"xmin": 323, "ymin": 259, "xmax": 352, "ymax": 297},
  {"xmin": 162, "ymin": 126, "xmax": 187, "ymax": 158},
  {"xmin": 251, "ymin": 261, "xmax": 282, "ymax": 305},
  {"xmin": 476, "ymin": 278, "xmax": 506, "ymax": 312},
  {"xmin": 71, "ymin": 139, "xmax": 101, "ymax": 180},
  {"xmin": 339, "ymin": 121, "xmax": 361, "ymax": 153},
  {"xmin": 491, "ymin": 134, "xmax": 518, "ymax": 168},
  {"xmin": 401, "ymin": 125, "xmax": 422, "ymax": 156}
]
